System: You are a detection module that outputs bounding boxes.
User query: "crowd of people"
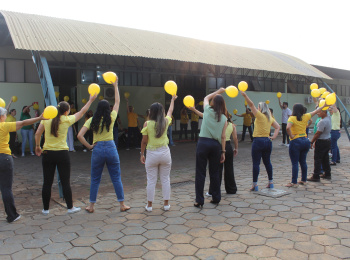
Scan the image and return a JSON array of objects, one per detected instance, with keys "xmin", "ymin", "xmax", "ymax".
[{"xmin": 0, "ymin": 78, "xmax": 344, "ymax": 223}]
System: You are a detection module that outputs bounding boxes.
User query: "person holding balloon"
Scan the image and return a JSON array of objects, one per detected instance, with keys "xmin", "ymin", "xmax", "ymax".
[
  {"xmin": 78, "ymin": 78, "xmax": 130, "ymax": 213},
  {"xmin": 285, "ymin": 104, "xmax": 323, "ymax": 187},
  {"xmin": 194, "ymin": 88, "xmax": 228, "ymax": 207},
  {"xmin": 240, "ymin": 91, "xmax": 280, "ymax": 191},
  {"xmin": 140, "ymin": 95, "xmax": 177, "ymax": 212},
  {"xmin": 277, "ymin": 98, "xmax": 292, "ymax": 147},
  {"xmin": 67, "ymin": 103, "xmax": 77, "ymax": 152},
  {"xmin": 235, "ymin": 107, "xmax": 254, "ymax": 142},
  {"xmin": 35, "ymin": 94, "xmax": 97, "ymax": 215},
  {"xmin": 5, "ymin": 98, "xmax": 18, "ymax": 158},
  {"xmin": 0, "ymin": 106, "xmax": 45, "ymax": 222},
  {"xmin": 20, "ymin": 104, "xmax": 35, "ymax": 156}
]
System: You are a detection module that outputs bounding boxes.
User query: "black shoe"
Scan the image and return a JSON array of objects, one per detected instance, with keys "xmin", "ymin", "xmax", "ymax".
[
  {"xmin": 330, "ymin": 162, "xmax": 336, "ymax": 166},
  {"xmin": 320, "ymin": 174, "xmax": 331, "ymax": 180},
  {"xmin": 336, "ymin": 161, "xmax": 340, "ymax": 163},
  {"xmin": 307, "ymin": 176, "xmax": 320, "ymax": 182},
  {"xmin": 194, "ymin": 203, "xmax": 203, "ymax": 208},
  {"xmin": 210, "ymin": 200, "xmax": 220, "ymax": 205}
]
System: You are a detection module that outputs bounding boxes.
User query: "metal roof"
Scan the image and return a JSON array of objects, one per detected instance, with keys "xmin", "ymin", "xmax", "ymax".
[{"xmin": 0, "ymin": 10, "xmax": 331, "ymax": 79}]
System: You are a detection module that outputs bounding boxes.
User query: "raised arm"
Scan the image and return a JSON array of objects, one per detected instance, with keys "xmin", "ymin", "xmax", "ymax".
[
  {"xmin": 112, "ymin": 78, "xmax": 120, "ymax": 113},
  {"xmin": 309, "ymin": 105, "xmax": 326, "ymax": 118},
  {"xmin": 6, "ymin": 98, "xmax": 13, "ymax": 112},
  {"xmin": 22, "ymin": 104, "xmax": 33, "ymax": 113},
  {"xmin": 188, "ymin": 106, "xmax": 203, "ymax": 118},
  {"xmin": 167, "ymin": 95, "xmax": 178, "ymax": 118},
  {"xmin": 240, "ymin": 91, "xmax": 258, "ymax": 116},
  {"xmin": 204, "ymin": 88, "xmax": 225, "ymax": 107},
  {"xmin": 278, "ymin": 97, "xmax": 283, "ymax": 109},
  {"xmin": 73, "ymin": 94, "xmax": 97, "ymax": 122}
]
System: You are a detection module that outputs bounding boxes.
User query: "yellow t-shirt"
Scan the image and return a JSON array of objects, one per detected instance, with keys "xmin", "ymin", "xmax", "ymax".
[
  {"xmin": 331, "ymin": 110, "xmax": 340, "ymax": 130},
  {"xmin": 169, "ymin": 116, "xmax": 175, "ymax": 126},
  {"xmin": 253, "ymin": 111, "xmax": 275, "ymax": 137},
  {"xmin": 84, "ymin": 110, "xmax": 117, "ymax": 143},
  {"xmin": 141, "ymin": 116, "xmax": 172, "ymax": 150},
  {"xmin": 41, "ymin": 115, "xmax": 76, "ymax": 151},
  {"xmin": 127, "ymin": 112, "xmax": 138, "ymax": 127},
  {"xmin": 288, "ymin": 113, "xmax": 311, "ymax": 140},
  {"xmin": 225, "ymin": 122, "xmax": 233, "ymax": 141},
  {"xmin": 191, "ymin": 112, "xmax": 199, "ymax": 122},
  {"xmin": 0, "ymin": 122, "xmax": 16, "ymax": 155},
  {"xmin": 180, "ymin": 114, "xmax": 189, "ymax": 124},
  {"xmin": 5, "ymin": 115, "xmax": 16, "ymax": 122},
  {"xmin": 242, "ymin": 113, "xmax": 252, "ymax": 126}
]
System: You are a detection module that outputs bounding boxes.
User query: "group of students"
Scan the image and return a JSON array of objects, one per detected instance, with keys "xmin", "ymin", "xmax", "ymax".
[{"xmin": 0, "ymin": 78, "xmax": 343, "ymax": 222}]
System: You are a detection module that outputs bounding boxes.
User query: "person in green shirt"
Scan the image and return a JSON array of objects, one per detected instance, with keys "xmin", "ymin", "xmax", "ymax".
[{"xmin": 20, "ymin": 104, "xmax": 34, "ymax": 156}]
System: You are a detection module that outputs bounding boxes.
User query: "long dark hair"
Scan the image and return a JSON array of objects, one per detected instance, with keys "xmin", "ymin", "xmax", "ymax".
[
  {"xmin": 51, "ymin": 101, "xmax": 70, "ymax": 137},
  {"xmin": 91, "ymin": 100, "xmax": 111, "ymax": 134},
  {"xmin": 292, "ymin": 103, "xmax": 305, "ymax": 121},
  {"xmin": 211, "ymin": 95, "xmax": 226, "ymax": 122},
  {"xmin": 149, "ymin": 103, "xmax": 166, "ymax": 138}
]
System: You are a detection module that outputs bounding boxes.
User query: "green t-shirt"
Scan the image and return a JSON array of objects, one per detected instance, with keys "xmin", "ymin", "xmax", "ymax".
[
  {"xmin": 141, "ymin": 116, "xmax": 172, "ymax": 150},
  {"xmin": 314, "ymin": 117, "xmax": 321, "ymax": 134},
  {"xmin": 20, "ymin": 112, "xmax": 32, "ymax": 130},
  {"xmin": 199, "ymin": 105, "xmax": 227, "ymax": 144}
]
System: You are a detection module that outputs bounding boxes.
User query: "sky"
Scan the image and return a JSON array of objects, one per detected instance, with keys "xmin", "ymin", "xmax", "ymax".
[{"xmin": 1, "ymin": 0, "xmax": 349, "ymax": 70}]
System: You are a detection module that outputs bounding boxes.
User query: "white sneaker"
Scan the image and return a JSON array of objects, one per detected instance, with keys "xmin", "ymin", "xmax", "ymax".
[
  {"xmin": 285, "ymin": 144, "xmax": 290, "ymax": 147},
  {"xmin": 30, "ymin": 152, "xmax": 35, "ymax": 156},
  {"xmin": 205, "ymin": 192, "xmax": 212, "ymax": 197},
  {"xmin": 21, "ymin": 154, "xmax": 25, "ymax": 157},
  {"xmin": 145, "ymin": 205, "xmax": 152, "ymax": 212},
  {"xmin": 279, "ymin": 143, "xmax": 285, "ymax": 146},
  {"xmin": 67, "ymin": 207, "xmax": 81, "ymax": 214},
  {"xmin": 164, "ymin": 205, "xmax": 171, "ymax": 211},
  {"xmin": 11, "ymin": 215, "xmax": 21, "ymax": 223},
  {"xmin": 83, "ymin": 149, "xmax": 87, "ymax": 152},
  {"xmin": 42, "ymin": 209, "xmax": 49, "ymax": 215}
]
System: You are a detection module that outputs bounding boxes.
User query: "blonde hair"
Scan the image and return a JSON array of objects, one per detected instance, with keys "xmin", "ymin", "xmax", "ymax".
[{"xmin": 258, "ymin": 102, "xmax": 271, "ymax": 121}]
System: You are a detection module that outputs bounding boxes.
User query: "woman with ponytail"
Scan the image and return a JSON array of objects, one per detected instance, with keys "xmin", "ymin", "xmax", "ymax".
[
  {"xmin": 240, "ymin": 91, "xmax": 280, "ymax": 191},
  {"xmin": 78, "ymin": 79, "xmax": 130, "ymax": 213},
  {"xmin": 140, "ymin": 95, "xmax": 177, "ymax": 212},
  {"xmin": 35, "ymin": 94, "xmax": 96, "ymax": 215}
]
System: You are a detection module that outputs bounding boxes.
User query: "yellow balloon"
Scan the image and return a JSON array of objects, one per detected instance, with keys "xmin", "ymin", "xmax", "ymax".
[
  {"xmin": 183, "ymin": 95, "xmax": 195, "ymax": 108},
  {"xmin": 164, "ymin": 81, "xmax": 177, "ymax": 96},
  {"xmin": 310, "ymin": 83, "xmax": 318, "ymax": 90},
  {"xmin": 102, "ymin": 71, "xmax": 117, "ymax": 84},
  {"xmin": 99, "ymin": 96, "xmax": 104, "ymax": 100},
  {"xmin": 266, "ymin": 100, "xmax": 270, "ymax": 104},
  {"xmin": 225, "ymin": 86, "xmax": 238, "ymax": 98},
  {"xmin": 311, "ymin": 89, "xmax": 321, "ymax": 98},
  {"xmin": 12, "ymin": 96, "xmax": 18, "ymax": 102},
  {"xmin": 238, "ymin": 81, "xmax": 248, "ymax": 92},
  {"xmin": 55, "ymin": 91, "xmax": 60, "ymax": 98},
  {"xmin": 319, "ymin": 87, "xmax": 326, "ymax": 94},
  {"xmin": 325, "ymin": 93, "xmax": 336, "ymax": 106},
  {"xmin": 0, "ymin": 98, "xmax": 6, "ymax": 108},
  {"xmin": 318, "ymin": 99, "xmax": 329, "ymax": 111},
  {"xmin": 82, "ymin": 98, "xmax": 87, "ymax": 104},
  {"xmin": 277, "ymin": 92, "xmax": 282, "ymax": 98},
  {"xmin": 43, "ymin": 106, "xmax": 58, "ymax": 119},
  {"xmin": 64, "ymin": 96, "xmax": 69, "ymax": 102},
  {"xmin": 233, "ymin": 109, "xmax": 238, "ymax": 115},
  {"xmin": 88, "ymin": 83, "xmax": 100, "ymax": 96},
  {"xmin": 321, "ymin": 91, "xmax": 330, "ymax": 99},
  {"xmin": 33, "ymin": 104, "xmax": 39, "ymax": 110},
  {"xmin": 124, "ymin": 92, "xmax": 130, "ymax": 99},
  {"xmin": 199, "ymin": 101, "xmax": 204, "ymax": 105}
]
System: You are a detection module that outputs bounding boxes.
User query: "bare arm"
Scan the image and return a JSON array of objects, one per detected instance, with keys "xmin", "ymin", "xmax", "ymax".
[
  {"xmin": 235, "ymin": 114, "xmax": 244, "ymax": 117},
  {"xmin": 240, "ymin": 91, "xmax": 258, "ymax": 116},
  {"xmin": 16, "ymin": 114, "xmax": 44, "ymax": 131},
  {"xmin": 188, "ymin": 106, "xmax": 203, "ymax": 118},
  {"xmin": 220, "ymin": 121, "xmax": 228, "ymax": 163},
  {"xmin": 77, "ymin": 126, "xmax": 94, "ymax": 150},
  {"xmin": 73, "ymin": 94, "xmax": 97, "ymax": 122},
  {"xmin": 204, "ymin": 88, "xmax": 225, "ymax": 107},
  {"xmin": 231, "ymin": 125, "xmax": 238, "ymax": 156},
  {"xmin": 307, "ymin": 119, "xmax": 313, "ymax": 127},
  {"xmin": 278, "ymin": 97, "xmax": 283, "ymax": 109},
  {"xmin": 34, "ymin": 124, "xmax": 45, "ymax": 156},
  {"xmin": 270, "ymin": 121, "xmax": 280, "ymax": 140},
  {"xmin": 112, "ymin": 79, "xmax": 120, "ymax": 113},
  {"xmin": 140, "ymin": 122, "xmax": 148, "ymax": 164},
  {"xmin": 6, "ymin": 98, "xmax": 13, "ymax": 111},
  {"xmin": 166, "ymin": 95, "xmax": 178, "ymax": 117}
]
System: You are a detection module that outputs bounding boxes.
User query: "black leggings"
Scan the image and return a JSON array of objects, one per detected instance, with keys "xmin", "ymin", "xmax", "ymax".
[{"xmin": 42, "ymin": 150, "xmax": 73, "ymax": 210}]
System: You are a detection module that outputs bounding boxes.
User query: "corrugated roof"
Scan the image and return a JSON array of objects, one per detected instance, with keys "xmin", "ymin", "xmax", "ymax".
[{"xmin": 0, "ymin": 10, "xmax": 331, "ymax": 79}]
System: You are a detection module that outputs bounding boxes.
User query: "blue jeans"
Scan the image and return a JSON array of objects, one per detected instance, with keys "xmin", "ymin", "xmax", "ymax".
[
  {"xmin": 21, "ymin": 128, "xmax": 33, "ymax": 154},
  {"xmin": 251, "ymin": 137, "xmax": 273, "ymax": 183},
  {"xmin": 289, "ymin": 137, "xmax": 310, "ymax": 183},
  {"xmin": 330, "ymin": 130, "xmax": 340, "ymax": 163},
  {"xmin": 90, "ymin": 141, "xmax": 124, "ymax": 203},
  {"xmin": 168, "ymin": 125, "xmax": 174, "ymax": 145}
]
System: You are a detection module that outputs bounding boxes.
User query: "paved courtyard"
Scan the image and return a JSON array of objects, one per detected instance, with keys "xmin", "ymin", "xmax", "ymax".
[{"xmin": 1, "ymin": 131, "xmax": 350, "ymax": 259}]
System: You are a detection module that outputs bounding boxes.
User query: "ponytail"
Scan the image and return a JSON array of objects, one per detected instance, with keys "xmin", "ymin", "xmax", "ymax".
[{"xmin": 51, "ymin": 102, "xmax": 70, "ymax": 137}]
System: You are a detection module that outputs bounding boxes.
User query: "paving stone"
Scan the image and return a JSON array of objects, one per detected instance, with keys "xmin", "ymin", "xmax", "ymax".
[
  {"xmin": 309, "ymin": 254, "xmax": 340, "ymax": 260},
  {"xmin": 0, "ymin": 243, "xmax": 23, "ymax": 254},
  {"xmin": 58, "ymin": 224, "xmax": 83, "ymax": 233},
  {"xmin": 276, "ymin": 249, "xmax": 308, "ymax": 260},
  {"xmin": 50, "ymin": 232, "xmax": 78, "ymax": 242},
  {"xmin": 168, "ymin": 244, "xmax": 198, "ymax": 256},
  {"xmin": 326, "ymin": 245, "xmax": 350, "ymax": 259},
  {"xmin": 117, "ymin": 245, "xmax": 149, "ymax": 258},
  {"xmin": 295, "ymin": 241, "xmax": 325, "ymax": 254},
  {"xmin": 40, "ymin": 222, "xmax": 65, "ymax": 230},
  {"xmin": 64, "ymin": 247, "xmax": 96, "ymax": 259},
  {"xmin": 92, "ymin": 240, "xmax": 122, "ymax": 252},
  {"xmin": 76, "ymin": 227, "xmax": 103, "ymax": 237},
  {"xmin": 195, "ymin": 248, "xmax": 226, "ymax": 260},
  {"xmin": 273, "ymin": 223, "xmax": 298, "ymax": 232},
  {"xmin": 266, "ymin": 238, "xmax": 294, "ymax": 249},
  {"xmin": 325, "ymin": 228, "xmax": 350, "ymax": 239},
  {"xmin": 256, "ymin": 228, "xmax": 283, "ymax": 238},
  {"xmin": 224, "ymin": 254, "xmax": 255, "ymax": 260},
  {"xmin": 32, "ymin": 230, "xmax": 59, "ymax": 239},
  {"xmin": 97, "ymin": 231, "xmax": 124, "ymax": 241},
  {"xmin": 35, "ymin": 254, "xmax": 66, "ymax": 260},
  {"xmin": 143, "ymin": 229, "xmax": 170, "ymax": 239},
  {"xmin": 218, "ymin": 241, "xmax": 247, "ymax": 253},
  {"xmin": 4, "ymin": 235, "xmax": 32, "ymax": 244},
  {"xmin": 238, "ymin": 234, "xmax": 266, "ymax": 246},
  {"xmin": 11, "ymin": 249, "xmax": 43, "ymax": 260},
  {"xmin": 165, "ymin": 224, "xmax": 190, "ymax": 234},
  {"xmin": 298, "ymin": 226, "xmax": 325, "ymax": 236},
  {"xmin": 187, "ymin": 228, "xmax": 214, "ymax": 238},
  {"xmin": 43, "ymin": 242, "xmax": 72, "ymax": 254},
  {"xmin": 22, "ymin": 238, "xmax": 51, "ymax": 249},
  {"xmin": 191, "ymin": 237, "xmax": 220, "ymax": 249},
  {"xmin": 143, "ymin": 239, "xmax": 172, "ymax": 250},
  {"xmin": 311, "ymin": 235, "xmax": 340, "ymax": 245},
  {"xmin": 143, "ymin": 221, "xmax": 167, "ymax": 230},
  {"xmin": 313, "ymin": 220, "xmax": 338, "ymax": 229},
  {"xmin": 87, "ymin": 252, "xmax": 121, "ymax": 260},
  {"xmin": 71, "ymin": 236, "xmax": 100, "ymax": 247},
  {"xmin": 166, "ymin": 233, "xmax": 193, "ymax": 244},
  {"xmin": 121, "ymin": 226, "xmax": 147, "ymax": 235},
  {"xmin": 246, "ymin": 245, "xmax": 276, "ymax": 258},
  {"xmin": 184, "ymin": 220, "xmax": 209, "ymax": 228},
  {"xmin": 164, "ymin": 217, "xmax": 187, "ymax": 225},
  {"xmin": 231, "ymin": 225, "xmax": 257, "ymax": 235},
  {"xmin": 119, "ymin": 235, "xmax": 147, "ymax": 246},
  {"xmin": 248, "ymin": 221, "xmax": 273, "ymax": 229}
]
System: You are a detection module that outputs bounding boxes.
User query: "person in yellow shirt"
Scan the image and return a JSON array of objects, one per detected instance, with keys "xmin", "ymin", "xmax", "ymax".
[
  {"xmin": 78, "ymin": 79, "xmax": 130, "ymax": 213},
  {"xmin": 191, "ymin": 104, "xmax": 200, "ymax": 142},
  {"xmin": 235, "ymin": 107, "xmax": 254, "ymax": 142},
  {"xmin": 0, "ymin": 107, "xmax": 44, "ymax": 223},
  {"xmin": 179, "ymin": 107, "xmax": 189, "ymax": 140},
  {"xmin": 140, "ymin": 95, "xmax": 177, "ymax": 212},
  {"xmin": 35, "ymin": 94, "xmax": 97, "ymax": 216},
  {"xmin": 240, "ymin": 91, "xmax": 280, "ymax": 192},
  {"xmin": 126, "ymin": 99, "xmax": 140, "ymax": 150},
  {"xmin": 5, "ymin": 97, "xmax": 17, "ymax": 158}
]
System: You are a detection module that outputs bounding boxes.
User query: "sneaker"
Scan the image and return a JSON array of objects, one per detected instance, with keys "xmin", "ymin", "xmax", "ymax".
[
  {"xmin": 145, "ymin": 205, "xmax": 152, "ymax": 212},
  {"xmin": 30, "ymin": 152, "xmax": 35, "ymax": 156},
  {"xmin": 42, "ymin": 209, "xmax": 49, "ymax": 215},
  {"xmin": 67, "ymin": 206, "xmax": 81, "ymax": 214},
  {"xmin": 83, "ymin": 149, "xmax": 87, "ymax": 152},
  {"xmin": 205, "ymin": 192, "xmax": 212, "ymax": 197},
  {"xmin": 285, "ymin": 144, "xmax": 290, "ymax": 147},
  {"xmin": 164, "ymin": 205, "xmax": 171, "ymax": 211},
  {"xmin": 9, "ymin": 215, "xmax": 21, "ymax": 223},
  {"xmin": 21, "ymin": 154, "xmax": 25, "ymax": 157},
  {"xmin": 279, "ymin": 143, "xmax": 285, "ymax": 146}
]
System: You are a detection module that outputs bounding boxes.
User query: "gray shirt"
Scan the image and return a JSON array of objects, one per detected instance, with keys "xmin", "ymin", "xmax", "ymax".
[{"xmin": 317, "ymin": 115, "xmax": 331, "ymax": 140}]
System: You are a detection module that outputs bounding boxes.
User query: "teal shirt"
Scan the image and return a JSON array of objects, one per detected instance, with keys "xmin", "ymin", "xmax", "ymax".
[
  {"xmin": 313, "ymin": 117, "xmax": 321, "ymax": 134},
  {"xmin": 199, "ymin": 105, "xmax": 227, "ymax": 144},
  {"xmin": 20, "ymin": 112, "xmax": 32, "ymax": 130}
]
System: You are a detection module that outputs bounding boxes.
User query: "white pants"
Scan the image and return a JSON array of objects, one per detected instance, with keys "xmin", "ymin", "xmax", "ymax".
[{"xmin": 145, "ymin": 146, "xmax": 172, "ymax": 202}]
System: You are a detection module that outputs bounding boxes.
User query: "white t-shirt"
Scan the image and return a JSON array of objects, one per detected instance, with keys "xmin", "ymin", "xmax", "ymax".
[{"xmin": 282, "ymin": 108, "xmax": 292, "ymax": 124}]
